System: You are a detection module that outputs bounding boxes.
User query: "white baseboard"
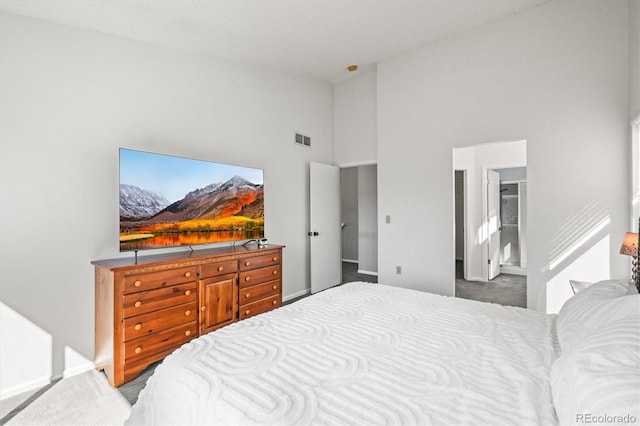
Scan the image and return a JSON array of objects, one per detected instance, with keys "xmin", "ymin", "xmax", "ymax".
[
  {"xmin": 341, "ymin": 259, "xmax": 358, "ymax": 263},
  {"xmin": 0, "ymin": 362, "xmax": 93, "ymax": 400},
  {"xmin": 462, "ymin": 276, "xmax": 486, "ymax": 282},
  {"xmin": 500, "ymin": 266, "xmax": 527, "ymax": 276},
  {"xmin": 0, "ymin": 375, "xmax": 51, "ymax": 401},
  {"xmin": 63, "ymin": 361, "xmax": 95, "ymax": 379},
  {"xmin": 283, "ymin": 288, "xmax": 310, "ymax": 302},
  {"xmin": 357, "ymin": 269, "xmax": 378, "ymax": 277}
]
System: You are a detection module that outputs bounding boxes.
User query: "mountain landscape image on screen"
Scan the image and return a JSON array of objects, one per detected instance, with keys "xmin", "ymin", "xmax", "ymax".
[{"xmin": 120, "ymin": 175, "xmax": 264, "ymax": 250}]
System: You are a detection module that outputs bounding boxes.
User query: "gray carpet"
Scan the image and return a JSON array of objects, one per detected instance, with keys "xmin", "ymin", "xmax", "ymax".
[
  {"xmin": 118, "ymin": 362, "xmax": 159, "ymax": 405},
  {"xmin": 0, "ymin": 379, "xmax": 61, "ymax": 424},
  {"xmin": 455, "ymin": 260, "xmax": 527, "ymax": 308},
  {"xmin": 341, "ymin": 261, "xmax": 378, "ymax": 284},
  {"xmin": 3, "ymin": 370, "xmax": 130, "ymax": 425}
]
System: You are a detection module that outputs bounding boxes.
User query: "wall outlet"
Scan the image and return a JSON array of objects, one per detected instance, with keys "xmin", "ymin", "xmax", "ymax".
[
  {"xmin": 386, "ymin": 215, "xmax": 391, "ymax": 224},
  {"xmin": 396, "ymin": 266, "xmax": 402, "ymax": 274}
]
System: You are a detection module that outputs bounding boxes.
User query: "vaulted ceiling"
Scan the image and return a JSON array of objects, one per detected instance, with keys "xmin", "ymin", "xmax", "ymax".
[{"xmin": 0, "ymin": 0, "xmax": 550, "ymax": 82}]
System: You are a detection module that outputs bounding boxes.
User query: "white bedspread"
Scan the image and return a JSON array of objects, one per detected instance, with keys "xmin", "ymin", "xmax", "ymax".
[{"xmin": 127, "ymin": 282, "xmax": 559, "ymax": 425}]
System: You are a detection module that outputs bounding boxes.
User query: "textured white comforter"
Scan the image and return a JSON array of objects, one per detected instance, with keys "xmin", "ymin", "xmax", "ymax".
[{"xmin": 127, "ymin": 282, "xmax": 559, "ymax": 425}]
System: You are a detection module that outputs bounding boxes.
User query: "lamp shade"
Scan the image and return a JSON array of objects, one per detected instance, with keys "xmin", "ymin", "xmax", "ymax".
[{"xmin": 620, "ymin": 232, "xmax": 639, "ymax": 257}]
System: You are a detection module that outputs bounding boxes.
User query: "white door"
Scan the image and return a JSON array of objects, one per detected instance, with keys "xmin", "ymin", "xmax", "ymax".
[
  {"xmin": 487, "ymin": 169, "xmax": 501, "ymax": 280},
  {"xmin": 310, "ymin": 162, "xmax": 341, "ymax": 293}
]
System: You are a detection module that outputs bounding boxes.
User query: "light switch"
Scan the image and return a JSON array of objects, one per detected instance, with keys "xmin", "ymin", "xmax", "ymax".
[{"xmin": 385, "ymin": 215, "xmax": 391, "ymax": 224}]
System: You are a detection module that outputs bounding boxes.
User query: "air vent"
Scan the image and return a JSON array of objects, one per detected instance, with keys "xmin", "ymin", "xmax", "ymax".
[{"xmin": 295, "ymin": 133, "xmax": 311, "ymax": 147}]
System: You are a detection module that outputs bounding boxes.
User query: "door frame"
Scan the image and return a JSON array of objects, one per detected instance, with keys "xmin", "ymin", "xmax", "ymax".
[
  {"xmin": 484, "ymin": 168, "xmax": 501, "ymax": 280},
  {"xmin": 453, "ymin": 140, "xmax": 527, "ymax": 290},
  {"xmin": 499, "ymin": 179, "xmax": 528, "ymax": 274},
  {"xmin": 454, "ymin": 169, "xmax": 468, "ymax": 280}
]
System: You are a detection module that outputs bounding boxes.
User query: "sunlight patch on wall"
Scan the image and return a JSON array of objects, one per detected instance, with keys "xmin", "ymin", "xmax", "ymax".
[
  {"xmin": 548, "ymin": 216, "xmax": 610, "ymax": 271},
  {"xmin": 542, "ymin": 202, "xmax": 612, "ymax": 314},
  {"xmin": 63, "ymin": 346, "xmax": 94, "ymax": 379},
  {"xmin": 545, "ymin": 202, "xmax": 610, "ymax": 272},
  {"xmin": 0, "ymin": 302, "xmax": 52, "ymax": 400},
  {"xmin": 503, "ymin": 242, "xmax": 512, "ymax": 262},
  {"xmin": 546, "ymin": 234, "xmax": 611, "ymax": 314},
  {"xmin": 477, "ymin": 223, "xmax": 488, "ymax": 246}
]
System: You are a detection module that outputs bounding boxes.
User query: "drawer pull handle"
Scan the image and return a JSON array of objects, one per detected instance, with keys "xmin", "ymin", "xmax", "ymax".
[
  {"xmin": 272, "ymin": 285, "xmax": 278, "ymax": 290},
  {"xmin": 272, "ymin": 256, "xmax": 278, "ymax": 262},
  {"xmin": 272, "ymin": 300, "xmax": 277, "ymax": 305},
  {"xmin": 245, "ymin": 293, "xmax": 251, "ymax": 298},
  {"xmin": 135, "ymin": 346, "xmax": 142, "ymax": 354},
  {"xmin": 272, "ymin": 270, "xmax": 278, "ymax": 275},
  {"xmin": 245, "ymin": 276, "xmax": 251, "ymax": 282},
  {"xmin": 134, "ymin": 280, "xmax": 142, "ymax": 287},
  {"xmin": 185, "ymin": 290, "xmax": 191, "ymax": 296},
  {"xmin": 134, "ymin": 323, "xmax": 142, "ymax": 331},
  {"xmin": 184, "ymin": 272, "xmax": 192, "ymax": 278},
  {"xmin": 245, "ymin": 310, "xmax": 251, "ymax": 316},
  {"xmin": 185, "ymin": 310, "xmax": 192, "ymax": 316},
  {"xmin": 134, "ymin": 301, "xmax": 142, "ymax": 308},
  {"xmin": 218, "ymin": 266, "xmax": 224, "ymax": 272},
  {"xmin": 185, "ymin": 330, "xmax": 191, "ymax": 337},
  {"xmin": 201, "ymin": 306, "xmax": 206, "ymax": 312},
  {"xmin": 245, "ymin": 261, "xmax": 251, "ymax": 267}
]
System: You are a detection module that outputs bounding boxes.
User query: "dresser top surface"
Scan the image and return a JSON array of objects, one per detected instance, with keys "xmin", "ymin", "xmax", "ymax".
[{"xmin": 92, "ymin": 244, "xmax": 284, "ymax": 270}]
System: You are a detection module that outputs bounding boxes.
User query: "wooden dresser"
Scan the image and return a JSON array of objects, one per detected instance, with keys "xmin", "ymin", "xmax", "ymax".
[{"xmin": 93, "ymin": 244, "xmax": 283, "ymax": 387}]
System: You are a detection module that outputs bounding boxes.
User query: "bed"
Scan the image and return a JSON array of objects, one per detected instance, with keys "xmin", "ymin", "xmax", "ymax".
[{"xmin": 126, "ymin": 281, "xmax": 639, "ymax": 425}]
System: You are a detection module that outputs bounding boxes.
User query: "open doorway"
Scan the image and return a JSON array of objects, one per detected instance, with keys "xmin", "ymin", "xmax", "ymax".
[
  {"xmin": 340, "ymin": 165, "xmax": 378, "ymax": 283},
  {"xmin": 498, "ymin": 171, "xmax": 528, "ymax": 275},
  {"xmin": 455, "ymin": 170, "xmax": 466, "ymax": 280},
  {"xmin": 453, "ymin": 141, "xmax": 527, "ymax": 307}
]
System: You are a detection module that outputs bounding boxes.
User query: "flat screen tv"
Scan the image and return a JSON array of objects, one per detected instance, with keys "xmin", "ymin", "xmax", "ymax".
[{"xmin": 119, "ymin": 148, "xmax": 264, "ymax": 251}]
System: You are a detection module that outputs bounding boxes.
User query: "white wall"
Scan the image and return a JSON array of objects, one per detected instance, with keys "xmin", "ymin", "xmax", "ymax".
[
  {"xmin": 453, "ymin": 141, "xmax": 527, "ymax": 282},
  {"xmin": 333, "ymin": 70, "xmax": 377, "ymax": 167},
  {"xmin": 377, "ymin": 0, "xmax": 629, "ymax": 311},
  {"xmin": 0, "ymin": 13, "xmax": 333, "ymax": 398}
]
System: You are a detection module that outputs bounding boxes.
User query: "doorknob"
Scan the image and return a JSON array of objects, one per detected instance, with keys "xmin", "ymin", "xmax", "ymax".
[{"xmin": 307, "ymin": 231, "xmax": 319, "ymax": 236}]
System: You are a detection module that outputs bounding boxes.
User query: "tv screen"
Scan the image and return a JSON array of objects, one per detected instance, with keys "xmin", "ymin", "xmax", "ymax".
[{"xmin": 119, "ymin": 148, "xmax": 264, "ymax": 251}]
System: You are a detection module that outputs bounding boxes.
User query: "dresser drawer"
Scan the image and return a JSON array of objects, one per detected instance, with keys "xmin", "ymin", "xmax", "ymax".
[
  {"xmin": 239, "ymin": 265, "xmax": 281, "ymax": 288},
  {"xmin": 239, "ymin": 253, "xmax": 281, "ymax": 271},
  {"xmin": 124, "ymin": 266, "xmax": 197, "ymax": 294},
  {"xmin": 239, "ymin": 294, "xmax": 281, "ymax": 320},
  {"xmin": 123, "ymin": 282, "xmax": 196, "ymax": 317},
  {"xmin": 200, "ymin": 260, "xmax": 238, "ymax": 279},
  {"xmin": 124, "ymin": 302, "xmax": 197, "ymax": 341},
  {"xmin": 124, "ymin": 322, "xmax": 196, "ymax": 364},
  {"xmin": 239, "ymin": 280, "xmax": 280, "ymax": 305}
]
